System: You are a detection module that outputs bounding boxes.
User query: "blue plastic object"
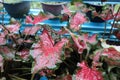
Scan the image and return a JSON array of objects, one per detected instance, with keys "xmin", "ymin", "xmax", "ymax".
[{"xmin": 39, "ymin": 76, "xmax": 48, "ymax": 80}]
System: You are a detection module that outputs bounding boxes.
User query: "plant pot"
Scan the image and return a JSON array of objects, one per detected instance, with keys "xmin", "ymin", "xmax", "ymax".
[
  {"xmin": 41, "ymin": 2, "xmax": 67, "ymax": 16},
  {"xmin": 3, "ymin": 1, "xmax": 30, "ymax": 18}
]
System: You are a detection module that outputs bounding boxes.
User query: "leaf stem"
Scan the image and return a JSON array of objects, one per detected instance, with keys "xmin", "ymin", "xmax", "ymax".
[
  {"xmin": 30, "ymin": 73, "xmax": 35, "ymax": 80},
  {"xmin": 109, "ymin": 6, "xmax": 120, "ymax": 39}
]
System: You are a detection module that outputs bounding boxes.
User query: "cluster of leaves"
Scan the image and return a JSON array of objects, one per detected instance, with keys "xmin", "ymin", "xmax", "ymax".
[{"xmin": 0, "ymin": 2, "xmax": 120, "ymax": 80}]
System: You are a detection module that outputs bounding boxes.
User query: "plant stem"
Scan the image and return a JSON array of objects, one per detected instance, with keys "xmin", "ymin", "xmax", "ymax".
[
  {"xmin": 30, "ymin": 73, "xmax": 35, "ymax": 80},
  {"xmin": 11, "ymin": 68, "xmax": 31, "ymax": 70},
  {"xmin": 80, "ymin": 54, "xmax": 82, "ymax": 61},
  {"xmin": 14, "ymin": 26, "xmax": 35, "ymax": 55},
  {"xmin": 2, "ymin": 6, "xmax": 4, "ymax": 25},
  {"xmin": 103, "ymin": 9, "xmax": 114, "ymax": 39},
  {"xmin": 103, "ymin": 21, "xmax": 107, "ymax": 39},
  {"xmin": 19, "ymin": 73, "xmax": 31, "ymax": 77},
  {"xmin": 109, "ymin": 6, "xmax": 120, "ymax": 39},
  {"xmin": 108, "ymin": 72, "xmax": 112, "ymax": 80},
  {"xmin": 8, "ymin": 74, "xmax": 26, "ymax": 80}
]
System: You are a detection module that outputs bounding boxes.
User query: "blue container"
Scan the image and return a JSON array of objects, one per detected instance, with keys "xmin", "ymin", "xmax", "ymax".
[{"xmin": 39, "ymin": 76, "xmax": 48, "ymax": 80}]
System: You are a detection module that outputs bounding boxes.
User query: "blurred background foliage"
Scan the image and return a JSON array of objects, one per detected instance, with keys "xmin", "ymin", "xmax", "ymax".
[
  {"xmin": 0, "ymin": 1, "xmax": 120, "ymax": 12},
  {"xmin": 30, "ymin": 2, "xmax": 42, "ymax": 9}
]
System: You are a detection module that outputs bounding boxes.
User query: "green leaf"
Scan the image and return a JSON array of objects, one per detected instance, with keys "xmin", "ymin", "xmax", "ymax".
[
  {"xmin": 109, "ymin": 72, "xmax": 117, "ymax": 80},
  {"xmin": 114, "ymin": 4, "xmax": 120, "ymax": 13},
  {"xmin": 71, "ymin": 0, "xmax": 83, "ymax": 5}
]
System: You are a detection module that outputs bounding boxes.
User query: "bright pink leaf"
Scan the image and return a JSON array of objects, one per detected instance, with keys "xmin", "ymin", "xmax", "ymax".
[
  {"xmin": 70, "ymin": 12, "xmax": 86, "ymax": 31},
  {"xmin": 101, "ymin": 12, "xmax": 114, "ymax": 21},
  {"xmin": 92, "ymin": 49, "xmax": 103, "ymax": 67},
  {"xmin": 64, "ymin": 27, "xmax": 87, "ymax": 54},
  {"xmin": 33, "ymin": 13, "xmax": 55, "ymax": 24},
  {"xmin": 25, "ymin": 13, "xmax": 55, "ymax": 24},
  {"xmin": 93, "ymin": 49, "xmax": 103, "ymax": 62},
  {"xmin": 25, "ymin": 16, "xmax": 33, "ymax": 24},
  {"xmin": 0, "ymin": 46, "xmax": 15, "ymax": 60},
  {"xmin": 5, "ymin": 23, "xmax": 20, "ymax": 33},
  {"xmin": 82, "ymin": 34, "xmax": 98, "ymax": 45},
  {"xmin": 98, "ymin": 47, "xmax": 120, "ymax": 66},
  {"xmin": 30, "ymin": 28, "xmax": 68, "ymax": 73},
  {"xmin": 76, "ymin": 61, "xmax": 103, "ymax": 80},
  {"xmin": 33, "ymin": 15, "xmax": 47, "ymax": 24},
  {"xmin": 102, "ymin": 47, "xmax": 120, "ymax": 60}
]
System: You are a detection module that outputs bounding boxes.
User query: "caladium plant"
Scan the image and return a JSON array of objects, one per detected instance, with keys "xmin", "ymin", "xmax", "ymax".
[
  {"xmin": 70, "ymin": 12, "xmax": 87, "ymax": 31},
  {"xmin": 30, "ymin": 28, "xmax": 68, "ymax": 73},
  {"xmin": 25, "ymin": 12, "xmax": 55, "ymax": 24},
  {"xmin": 75, "ymin": 61, "xmax": 103, "ymax": 80},
  {"xmin": 0, "ymin": 2, "xmax": 120, "ymax": 80}
]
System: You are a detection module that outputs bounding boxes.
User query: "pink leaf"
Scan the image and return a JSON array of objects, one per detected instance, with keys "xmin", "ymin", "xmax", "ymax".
[
  {"xmin": 17, "ymin": 49, "xmax": 30, "ymax": 60},
  {"xmin": 33, "ymin": 13, "xmax": 55, "ymax": 24},
  {"xmin": 54, "ymin": 38, "xmax": 69, "ymax": 54},
  {"xmin": 76, "ymin": 61, "xmax": 103, "ymax": 80},
  {"xmin": 5, "ymin": 23, "xmax": 20, "ymax": 33},
  {"xmin": 25, "ymin": 16, "xmax": 33, "ymax": 24},
  {"xmin": 102, "ymin": 47, "xmax": 120, "ymax": 60},
  {"xmin": 70, "ymin": 12, "xmax": 86, "ymax": 31},
  {"xmin": 101, "ymin": 12, "xmax": 114, "ymax": 21},
  {"xmin": 87, "ymin": 34, "xmax": 97, "ymax": 44},
  {"xmin": 64, "ymin": 27, "xmax": 87, "ymax": 54},
  {"xmin": 62, "ymin": 5, "xmax": 71, "ymax": 16},
  {"xmin": 93, "ymin": 49, "xmax": 103, "ymax": 62},
  {"xmin": 97, "ymin": 47, "xmax": 120, "ymax": 67},
  {"xmin": 82, "ymin": 34, "xmax": 97, "ymax": 45},
  {"xmin": 25, "ymin": 13, "xmax": 55, "ymax": 24},
  {"xmin": 31, "ymin": 28, "xmax": 68, "ymax": 73},
  {"xmin": 0, "ymin": 46, "xmax": 15, "ymax": 60},
  {"xmin": 40, "ymin": 28, "xmax": 54, "ymax": 49},
  {"xmin": 115, "ymin": 12, "xmax": 120, "ymax": 21},
  {"xmin": 0, "ymin": 46, "xmax": 11, "ymax": 54},
  {"xmin": 0, "ymin": 33, "xmax": 6, "ymax": 45}
]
